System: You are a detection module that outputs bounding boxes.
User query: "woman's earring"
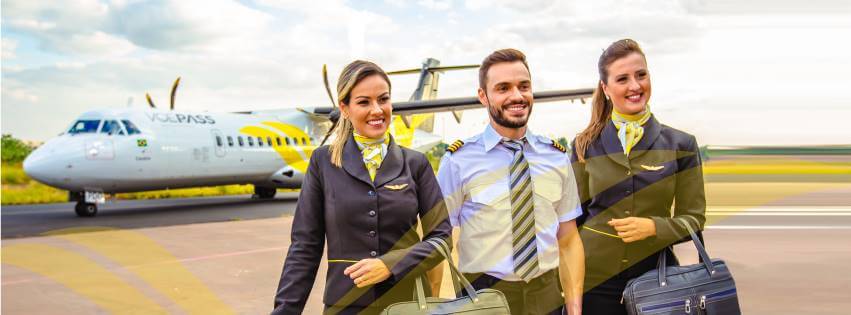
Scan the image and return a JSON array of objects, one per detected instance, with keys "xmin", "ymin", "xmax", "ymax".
[{"xmin": 605, "ymin": 94, "xmax": 611, "ymax": 101}]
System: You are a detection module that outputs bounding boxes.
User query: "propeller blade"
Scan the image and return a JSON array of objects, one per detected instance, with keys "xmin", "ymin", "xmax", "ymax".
[
  {"xmin": 319, "ymin": 109, "xmax": 341, "ymax": 146},
  {"xmin": 146, "ymin": 93, "xmax": 156, "ymax": 108},
  {"xmin": 170, "ymin": 77, "xmax": 181, "ymax": 111},
  {"xmin": 322, "ymin": 64, "xmax": 336, "ymax": 108}
]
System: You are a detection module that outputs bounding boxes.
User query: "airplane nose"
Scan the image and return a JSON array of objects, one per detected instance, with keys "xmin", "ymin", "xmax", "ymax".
[{"xmin": 23, "ymin": 146, "xmax": 53, "ymax": 184}]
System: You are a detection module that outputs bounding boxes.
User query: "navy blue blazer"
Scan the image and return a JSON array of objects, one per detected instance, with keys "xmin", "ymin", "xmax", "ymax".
[
  {"xmin": 570, "ymin": 116, "xmax": 706, "ymax": 288},
  {"xmin": 272, "ymin": 134, "xmax": 451, "ymax": 314}
]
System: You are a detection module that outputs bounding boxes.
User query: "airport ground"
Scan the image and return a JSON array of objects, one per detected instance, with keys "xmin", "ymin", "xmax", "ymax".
[{"xmin": 2, "ymin": 182, "xmax": 851, "ymax": 314}]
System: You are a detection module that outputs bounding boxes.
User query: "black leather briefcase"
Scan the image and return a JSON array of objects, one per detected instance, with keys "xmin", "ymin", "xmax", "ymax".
[{"xmin": 623, "ymin": 219, "xmax": 741, "ymax": 314}]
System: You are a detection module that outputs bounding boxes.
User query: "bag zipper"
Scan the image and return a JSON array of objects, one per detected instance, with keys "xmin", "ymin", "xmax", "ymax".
[{"xmin": 699, "ymin": 288, "xmax": 737, "ymax": 310}]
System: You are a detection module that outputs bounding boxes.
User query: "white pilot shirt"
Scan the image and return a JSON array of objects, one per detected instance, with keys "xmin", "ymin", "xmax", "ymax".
[{"xmin": 436, "ymin": 124, "xmax": 582, "ymax": 281}]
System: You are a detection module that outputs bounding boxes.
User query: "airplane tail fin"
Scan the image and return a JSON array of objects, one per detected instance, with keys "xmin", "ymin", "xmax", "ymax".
[{"xmin": 388, "ymin": 59, "xmax": 477, "ymax": 149}]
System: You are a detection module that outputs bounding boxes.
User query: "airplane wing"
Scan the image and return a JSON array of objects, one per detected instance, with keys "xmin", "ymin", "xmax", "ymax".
[{"xmin": 313, "ymin": 88, "xmax": 594, "ymax": 116}]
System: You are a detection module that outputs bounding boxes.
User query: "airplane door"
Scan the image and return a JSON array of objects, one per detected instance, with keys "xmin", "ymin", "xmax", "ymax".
[{"xmin": 211, "ymin": 129, "xmax": 226, "ymax": 157}]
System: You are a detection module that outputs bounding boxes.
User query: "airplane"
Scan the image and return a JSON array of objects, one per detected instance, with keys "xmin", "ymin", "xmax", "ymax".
[{"xmin": 23, "ymin": 58, "xmax": 593, "ymax": 217}]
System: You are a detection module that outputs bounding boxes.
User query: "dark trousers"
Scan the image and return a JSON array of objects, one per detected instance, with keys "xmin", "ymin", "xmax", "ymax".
[
  {"xmin": 462, "ymin": 269, "xmax": 564, "ymax": 315},
  {"xmin": 583, "ymin": 250, "xmax": 678, "ymax": 315}
]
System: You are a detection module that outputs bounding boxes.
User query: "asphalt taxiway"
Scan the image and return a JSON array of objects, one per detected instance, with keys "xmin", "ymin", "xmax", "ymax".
[{"xmin": 2, "ymin": 183, "xmax": 850, "ymax": 314}]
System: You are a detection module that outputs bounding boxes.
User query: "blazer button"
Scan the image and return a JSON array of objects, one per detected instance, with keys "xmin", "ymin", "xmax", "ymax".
[
  {"xmin": 625, "ymin": 190, "xmax": 632, "ymax": 195},
  {"xmin": 625, "ymin": 210, "xmax": 631, "ymax": 215},
  {"xmin": 369, "ymin": 210, "xmax": 376, "ymax": 217},
  {"xmin": 369, "ymin": 230, "xmax": 376, "ymax": 237},
  {"xmin": 370, "ymin": 251, "xmax": 378, "ymax": 257},
  {"xmin": 367, "ymin": 190, "xmax": 375, "ymax": 196}
]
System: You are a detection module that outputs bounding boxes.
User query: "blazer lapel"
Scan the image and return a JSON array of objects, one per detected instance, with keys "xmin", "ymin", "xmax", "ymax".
[
  {"xmin": 341, "ymin": 133, "xmax": 375, "ymax": 187},
  {"xmin": 374, "ymin": 135, "xmax": 404, "ymax": 188},
  {"xmin": 601, "ymin": 120, "xmax": 630, "ymax": 169},
  {"xmin": 628, "ymin": 115, "xmax": 662, "ymax": 161}
]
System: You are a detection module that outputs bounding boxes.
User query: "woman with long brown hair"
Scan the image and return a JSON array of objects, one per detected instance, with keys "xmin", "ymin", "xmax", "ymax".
[
  {"xmin": 272, "ymin": 60, "xmax": 451, "ymax": 315},
  {"xmin": 570, "ymin": 39, "xmax": 706, "ymax": 314}
]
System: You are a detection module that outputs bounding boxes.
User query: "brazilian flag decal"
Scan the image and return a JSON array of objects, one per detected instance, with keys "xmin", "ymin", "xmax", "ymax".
[{"xmin": 137, "ymin": 139, "xmax": 148, "ymax": 147}]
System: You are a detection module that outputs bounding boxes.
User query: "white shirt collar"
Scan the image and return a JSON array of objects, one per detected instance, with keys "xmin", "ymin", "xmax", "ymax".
[{"xmin": 482, "ymin": 123, "xmax": 539, "ymax": 153}]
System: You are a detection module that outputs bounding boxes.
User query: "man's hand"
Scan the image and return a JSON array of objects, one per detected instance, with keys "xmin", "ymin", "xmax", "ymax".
[
  {"xmin": 608, "ymin": 217, "xmax": 656, "ymax": 243},
  {"xmin": 344, "ymin": 259, "xmax": 391, "ymax": 288}
]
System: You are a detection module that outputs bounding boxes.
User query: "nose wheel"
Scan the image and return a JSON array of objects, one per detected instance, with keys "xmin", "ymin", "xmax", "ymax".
[
  {"xmin": 75, "ymin": 202, "xmax": 98, "ymax": 217},
  {"xmin": 253, "ymin": 186, "xmax": 277, "ymax": 199}
]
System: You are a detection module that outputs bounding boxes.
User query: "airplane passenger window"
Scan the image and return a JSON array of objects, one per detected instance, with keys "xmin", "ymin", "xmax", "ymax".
[
  {"xmin": 248, "ymin": 136, "xmax": 254, "ymax": 146},
  {"xmin": 68, "ymin": 120, "xmax": 101, "ymax": 134},
  {"xmin": 238, "ymin": 136, "xmax": 244, "ymax": 146},
  {"xmin": 285, "ymin": 138, "xmax": 291, "ymax": 145},
  {"xmin": 302, "ymin": 137, "xmax": 307, "ymax": 145},
  {"xmin": 216, "ymin": 135, "xmax": 223, "ymax": 147},
  {"xmin": 101, "ymin": 120, "xmax": 123, "ymax": 135},
  {"xmin": 121, "ymin": 120, "xmax": 141, "ymax": 135},
  {"xmin": 276, "ymin": 137, "xmax": 282, "ymax": 146},
  {"xmin": 227, "ymin": 136, "xmax": 234, "ymax": 147},
  {"xmin": 266, "ymin": 137, "xmax": 272, "ymax": 146},
  {"xmin": 257, "ymin": 136, "xmax": 263, "ymax": 147}
]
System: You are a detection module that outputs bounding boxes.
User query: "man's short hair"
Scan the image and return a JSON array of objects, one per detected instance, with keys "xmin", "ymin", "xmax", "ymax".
[{"xmin": 479, "ymin": 48, "xmax": 530, "ymax": 90}]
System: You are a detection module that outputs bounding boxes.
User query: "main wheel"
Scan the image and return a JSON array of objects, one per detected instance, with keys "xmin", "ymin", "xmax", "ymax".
[
  {"xmin": 75, "ymin": 202, "xmax": 98, "ymax": 217},
  {"xmin": 254, "ymin": 186, "xmax": 277, "ymax": 199}
]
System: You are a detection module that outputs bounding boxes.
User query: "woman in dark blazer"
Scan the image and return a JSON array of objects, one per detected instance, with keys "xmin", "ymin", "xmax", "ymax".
[
  {"xmin": 570, "ymin": 39, "xmax": 706, "ymax": 314},
  {"xmin": 272, "ymin": 60, "xmax": 451, "ymax": 315}
]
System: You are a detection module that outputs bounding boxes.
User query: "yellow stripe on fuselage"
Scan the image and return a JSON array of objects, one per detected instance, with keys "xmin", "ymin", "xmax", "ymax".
[{"xmin": 239, "ymin": 121, "xmax": 315, "ymax": 173}]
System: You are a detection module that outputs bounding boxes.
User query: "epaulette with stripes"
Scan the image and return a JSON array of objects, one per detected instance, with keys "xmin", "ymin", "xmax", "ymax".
[
  {"xmin": 446, "ymin": 140, "xmax": 465, "ymax": 154},
  {"xmin": 550, "ymin": 139, "xmax": 567, "ymax": 153}
]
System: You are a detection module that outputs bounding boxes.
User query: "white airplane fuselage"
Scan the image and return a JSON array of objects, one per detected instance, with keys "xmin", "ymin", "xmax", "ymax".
[{"xmin": 24, "ymin": 108, "xmax": 328, "ymax": 193}]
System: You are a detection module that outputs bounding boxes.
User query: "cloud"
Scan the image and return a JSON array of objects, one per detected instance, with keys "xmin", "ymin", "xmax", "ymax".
[
  {"xmin": 418, "ymin": 0, "xmax": 453, "ymax": 11},
  {"xmin": 107, "ymin": 0, "xmax": 274, "ymax": 51},
  {"xmin": 2, "ymin": 38, "xmax": 18, "ymax": 59}
]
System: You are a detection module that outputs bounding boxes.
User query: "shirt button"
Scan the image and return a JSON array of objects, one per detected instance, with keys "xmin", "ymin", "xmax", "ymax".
[
  {"xmin": 368, "ymin": 230, "xmax": 376, "ymax": 237},
  {"xmin": 370, "ymin": 251, "xmax": 378, "ymax": 257},
  {"xmin": 367, "ymin": 190, "xmax": 375, "ymax": 196},
  {"xmin": 368, "ymin": 210, "xmax": 376, "ymax": 216}
]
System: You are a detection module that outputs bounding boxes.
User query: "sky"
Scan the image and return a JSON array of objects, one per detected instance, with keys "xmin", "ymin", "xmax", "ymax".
[{"xmin": 2, "ymin": 0, "xmax": 850, "ymax": 146}]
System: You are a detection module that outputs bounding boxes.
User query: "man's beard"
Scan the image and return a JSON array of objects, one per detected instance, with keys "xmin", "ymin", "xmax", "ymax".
[{"xmin": 488, "ymin": 99, "xmax": 532, "ymax": 129}]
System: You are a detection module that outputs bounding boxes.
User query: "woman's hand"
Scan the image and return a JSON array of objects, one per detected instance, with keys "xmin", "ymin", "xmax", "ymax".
[
  {"xmin": 344, "ymin": 258, "xmax": 392, "ymax": 288},
  {"xmin": 608, "ymin": 217, "xmax": 656, "ymax": 243}
]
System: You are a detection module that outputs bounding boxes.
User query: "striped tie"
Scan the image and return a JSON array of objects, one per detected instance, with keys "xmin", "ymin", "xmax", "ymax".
[{"xmin": 502, "ymin": 139, "xmax": 539, "ymax": 282}]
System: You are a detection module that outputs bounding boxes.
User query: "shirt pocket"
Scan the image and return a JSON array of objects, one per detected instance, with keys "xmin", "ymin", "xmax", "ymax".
[
  {"xmin": 468, "ymin": 178, "xmax": 510, "ymax": 210},
  {"xmin": 533, "ymin": 171, "xmax": 562, "ymax": 208}
]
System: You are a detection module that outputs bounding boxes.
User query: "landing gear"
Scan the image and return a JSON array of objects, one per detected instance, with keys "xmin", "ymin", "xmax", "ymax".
[
  {"xmin": 253, "ymin": 186, "xmax": 277, "ymax": 199},
  {"xmin": 75, "ymin": 202, "xmax": 98, "ymax": 217}
]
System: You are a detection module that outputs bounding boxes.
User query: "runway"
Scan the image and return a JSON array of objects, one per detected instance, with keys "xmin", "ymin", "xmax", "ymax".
[{"xmin": 2, "ymin": 182, "xmax": 850, "ymax": 314}]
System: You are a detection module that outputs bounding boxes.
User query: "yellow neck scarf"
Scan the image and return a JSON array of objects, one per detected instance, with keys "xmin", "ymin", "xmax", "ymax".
[
  {"xmin": 611, "ymin": 106, "xmax": 652, "ymax": 156},
  {"xmin": 353, "ymin": 131, "xmax": 390, "ymax": 181}
]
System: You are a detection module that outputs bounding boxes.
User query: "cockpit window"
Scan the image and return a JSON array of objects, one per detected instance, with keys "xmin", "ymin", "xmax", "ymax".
[
  {"xmin": 68, "ymin": 120, "xmax": 101, "ymax": 134},
  {"xmin": 121, "ymin": 120, "xmax": 141, "ymax": 135},
  {"xmin": 101, "ymin": 120, "xmax": 125, "ymax": 135}
]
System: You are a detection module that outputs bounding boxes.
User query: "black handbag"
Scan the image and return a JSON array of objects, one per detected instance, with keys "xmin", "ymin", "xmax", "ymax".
[
  {"xmin": 381, "ymin": 238, "xmax": 511, "ymax": 314},
  {"xmin": 623, "ymin": 219, "xmax": 741, "ymax": 314}
]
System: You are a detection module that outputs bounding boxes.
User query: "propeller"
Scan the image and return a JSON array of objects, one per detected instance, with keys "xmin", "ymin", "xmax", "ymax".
[
  {"xmin": 146, "ymin": 93, "xmax": 156, "ymax": 108},
  {"xmin": 320, "ymin": 64, "xmax": 341, "ymax": 146},
  {"xmin": 144, "ymin": 76, "xmax": 181, "ymax": 110},
  {"xmin": 170, "ymin": 77, "xmax": 181, "ymax": 110}
]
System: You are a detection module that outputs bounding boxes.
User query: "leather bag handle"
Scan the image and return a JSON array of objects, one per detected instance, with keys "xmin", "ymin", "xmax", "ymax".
[{"xmin": 657, "ymin": 218, "xmax": 715, "ymax": 287}]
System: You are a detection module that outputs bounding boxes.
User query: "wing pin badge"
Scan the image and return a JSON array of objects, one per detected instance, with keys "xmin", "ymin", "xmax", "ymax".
[
  {"xmin": 385, "ymin": 183, "xmax": 409, "ymax": 190},
  {"xmin": 640, "ymin": 164, "xmax": 665, "ymax": 171}
]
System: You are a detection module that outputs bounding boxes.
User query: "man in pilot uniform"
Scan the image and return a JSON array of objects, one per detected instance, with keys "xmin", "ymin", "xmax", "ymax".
[{"xmin": 436, "ymin": 49, "xmax": 585, "ymax": 315}]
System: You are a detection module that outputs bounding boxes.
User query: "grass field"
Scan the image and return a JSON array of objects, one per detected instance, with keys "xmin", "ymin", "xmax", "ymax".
[
  {"xmin": 3, "ymin": 157, "xmax": 849, "ymax": 205},
  {"xmin": 1, "ymin": 163, "xmax": 279, "ymax": 205}
]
